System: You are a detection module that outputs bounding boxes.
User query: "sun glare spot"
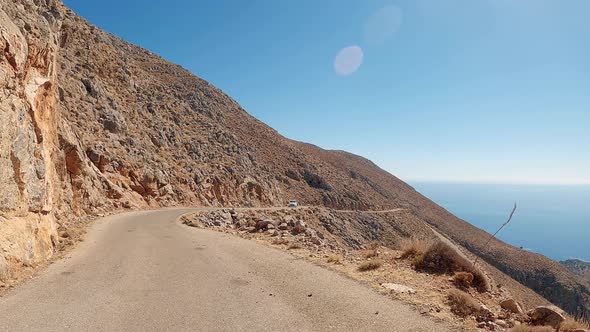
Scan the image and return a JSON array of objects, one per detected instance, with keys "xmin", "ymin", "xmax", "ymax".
[
  {"xmin": 334, "ymin": 45, "xmax": 364, "ymax": 76},
  {"xmin": 363, "ymin": 5, "xmax": 402, "ymax": 45}
]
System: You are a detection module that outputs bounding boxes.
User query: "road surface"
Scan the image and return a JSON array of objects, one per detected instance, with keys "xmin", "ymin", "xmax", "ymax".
[{"xmin": 0, "ymin": 209, "xmax": 452, "ymax": 331}]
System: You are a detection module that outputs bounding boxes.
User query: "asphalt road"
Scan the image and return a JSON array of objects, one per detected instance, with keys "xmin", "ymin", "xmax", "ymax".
[{"xmin": 0, "ymin": 209, "xmax": 452, "ymax": 331}]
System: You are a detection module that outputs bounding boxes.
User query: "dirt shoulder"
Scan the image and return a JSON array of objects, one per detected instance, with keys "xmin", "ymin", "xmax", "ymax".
[{"xmin": 181, "ymin": 207, "xmax": 537, "ymax": 331}]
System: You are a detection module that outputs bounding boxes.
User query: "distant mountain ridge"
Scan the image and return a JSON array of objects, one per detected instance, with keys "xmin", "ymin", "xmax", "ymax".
[{"xmin": 562, "ymin": 259, "xmax": 590, "ymax": 284}]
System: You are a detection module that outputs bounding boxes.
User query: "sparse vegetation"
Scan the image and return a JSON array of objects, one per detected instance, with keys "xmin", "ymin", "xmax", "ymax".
[
  {"xmin": 398, "ymin": 238, "xmax": 489, "ymax": 292},
  {"xmin": 327, "ymin": 254, "xmax": 343, "ymax": 265},
  {"xmin": 446, "ymin": 289, "xmax": 480, "ymax": 317},
  {"xmin": 559, "ymin": 317, "xmax": 590, "ymax": 331},
  {"xmin": 510, "ymin": 326, "xmax": 554, "ymax": 332},
  {"xmin": 357, "ymin": 260, "xmax": 383, "ymax": 272},
  {"xmin": 399, "ymin": 238, "xmax": 432, "ymax": 259},
  {"xmin": 414, "ymin": 241, "xmax": 489, "ymax": 292},
  {"xmin": 510, "ymin": 317, "xmax": 590, "ymax": 332},
  {"xmin": 361, "ymin": 249, "xmax": 378, "ymax": 259},
  {"xmin": 453, "ymin": 271, "xmax": 475, "ymax": 289}
]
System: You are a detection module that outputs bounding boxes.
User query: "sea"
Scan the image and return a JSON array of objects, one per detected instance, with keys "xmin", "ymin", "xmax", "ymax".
[{"xmin": 410, "ymin": 182, "xmax": 590, "ymax": 262}]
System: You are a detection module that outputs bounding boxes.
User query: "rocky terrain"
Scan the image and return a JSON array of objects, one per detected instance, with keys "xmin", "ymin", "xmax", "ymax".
[
  {"xmin": 182, "ymin": 208, "xmax": 589, "ymax": 331},
  {"xmin": 0, "ymin": 0, "xmax": 588, "ymax": 324}
]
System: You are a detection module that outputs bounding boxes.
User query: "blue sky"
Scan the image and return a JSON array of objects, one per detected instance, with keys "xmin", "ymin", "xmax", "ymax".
[{"xmin": 64, "ymin": 0, "xmax": 590, "ymax": 185}]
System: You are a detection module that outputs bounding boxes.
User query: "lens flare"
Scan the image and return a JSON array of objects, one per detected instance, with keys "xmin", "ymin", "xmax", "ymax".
[
  {"xmin": 363, "ymin": 5, "xmax": 402, "ymax": 45},
  {"xmin": 334, "ymin": 45, "xmax": 364, "ymax": 76}
]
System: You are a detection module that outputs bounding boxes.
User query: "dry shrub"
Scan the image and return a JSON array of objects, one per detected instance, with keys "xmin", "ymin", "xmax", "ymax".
[
  {"xmin": 559, "ymin": 318, "xmax": 590, "ymax": 331},
  {"xmin": 453, "ymin": 271, "xmax": 474, "ymax": 289},
  {"xmin": 287, "ymin": 243, "xmax": 302, "ymax": 250},
  {"xmin": 271, "ymin": 238, "xmax": 289, "ymax": 245},
  {"xmin": 447, "ymin": 289, "xmax": 480, "ymax": 317},
  {"xmin": 510, "ymin": 326, "xmax": 555, "ymax": 332},
  {"xmin": 327, "ymin": 254, "xmax": 343, "ymax": 265},
  {"xmin": 361, "ymin": 249, "xmax": 378, "ymax": 259},
  {"xmin": 399, "ymin": 238, "xmax": 432, "ymax": 259},
  {"xmin": 415, "ymin": 241, "xmax": 489, "ymax": 292},
  {"xmin": 357, "ymin": 260, "xmax": 383, "ymax": 272}
]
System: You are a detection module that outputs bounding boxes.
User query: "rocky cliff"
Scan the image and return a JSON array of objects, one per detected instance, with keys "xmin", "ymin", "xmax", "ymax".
[{"xmin": 0, "ymin": 0, "xmax": 588, "ymax": 320}]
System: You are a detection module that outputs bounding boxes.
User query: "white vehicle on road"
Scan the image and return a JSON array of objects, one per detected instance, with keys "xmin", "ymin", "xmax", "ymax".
[{"xmin": 288, "ymin": 200, "xmax": 298, "ymax": 208}]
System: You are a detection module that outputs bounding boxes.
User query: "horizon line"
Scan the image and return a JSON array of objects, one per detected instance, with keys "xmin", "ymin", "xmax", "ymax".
[{"xmin": 403, "ymin": 178, "xmax": 590, "ymax": 186}]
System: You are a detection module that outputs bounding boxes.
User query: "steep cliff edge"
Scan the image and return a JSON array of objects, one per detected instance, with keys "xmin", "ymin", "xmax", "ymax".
[{"xmin": 0, "ymin": 0, "xmax": 588, "ymax": 320}]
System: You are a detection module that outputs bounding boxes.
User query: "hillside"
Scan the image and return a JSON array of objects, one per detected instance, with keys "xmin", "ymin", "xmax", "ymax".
[
  {"xmin": 562, "ymin": 259, "xmax": 590, "ymax": 284},
  {"xmin": 0, "ymin": 0, "xmax": 588, "ymax": 321}
]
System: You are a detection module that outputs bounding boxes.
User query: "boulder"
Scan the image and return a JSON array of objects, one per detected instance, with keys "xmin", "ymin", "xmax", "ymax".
[
  {"xmin": 255, "ymin": 220, "xmax": 273, "ymax": 231},
  {"xmin": 291, "ymin": 226, "xmax": 305, "ymax": 235},
  {"xmin": 500, "ymin": 298, "xmax": 524, "ymax": 315},
  {"xmin": 477, "ymin": 304, "xmax": 495, "ymax": 322},
  {"xmin": 495, "ymin": 319, "xmax": 508, "ymax": 328},
  {"xmin": 381, "ymin": 283, "xmax": 416, "ymax": 295},
  {"xmin": 528, "ymin": 305, "xmax": 566, "ymax": 328}
]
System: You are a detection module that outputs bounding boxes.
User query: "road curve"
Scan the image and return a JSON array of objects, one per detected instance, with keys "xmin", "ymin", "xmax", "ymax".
[{"xmin": 0, "ymin": 209, "xmax": 452, "ymax": 332}]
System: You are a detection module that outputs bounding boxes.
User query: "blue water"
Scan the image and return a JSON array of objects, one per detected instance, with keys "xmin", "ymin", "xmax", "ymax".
[{"xmin": 410, "ymin": 182, "xmax": 590, "ymax": 262}]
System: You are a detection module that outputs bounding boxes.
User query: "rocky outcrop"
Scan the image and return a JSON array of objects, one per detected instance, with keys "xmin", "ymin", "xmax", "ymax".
[
  {"xmin": 500, "ymin": 298, "xmax": 524, "ymax": 315},
  {"xmin": 1, "ymin": 0, "xmax": 65, "ymax": 281},
  {"xmin": 562, "ymin": 259, "xmax": 590, "ymax": 285},
  {"xmin": 528, "ymin": 306, "xmax": 566, "ymax": 328},
  {"xmin": 0, "ymin": 0, "xmax": 139, "ymax": 284}
]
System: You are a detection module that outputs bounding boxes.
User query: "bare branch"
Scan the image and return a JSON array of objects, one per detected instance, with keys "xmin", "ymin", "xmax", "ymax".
[{"xmin": 473, "ymin": 203, "xmax": 517, "ymax": 266}]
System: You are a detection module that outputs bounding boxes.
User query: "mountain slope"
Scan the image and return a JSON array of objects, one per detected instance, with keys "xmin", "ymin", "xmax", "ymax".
[
  {"xmin": 0, "ymin": 0, "xmax": 588, "ymax": 320},
  {"xmin": 562, "ymin": 259, "xmax": 590, "ymax": 285}
]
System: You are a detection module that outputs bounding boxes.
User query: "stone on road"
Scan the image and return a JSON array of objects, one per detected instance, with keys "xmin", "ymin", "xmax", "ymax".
[{"xmin": 0, "ymin": 209, "xmax": 451, "ymax": 331}]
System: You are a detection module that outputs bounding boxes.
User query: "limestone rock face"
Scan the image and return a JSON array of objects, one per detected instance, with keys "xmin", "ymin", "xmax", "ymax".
[
  {"xmin": 0, "ymin": 0, "xmax": 66, "ymax": 280},
  {"xmin": 0, "ymin": 0, "xmax": 133, "ymax": 282}
]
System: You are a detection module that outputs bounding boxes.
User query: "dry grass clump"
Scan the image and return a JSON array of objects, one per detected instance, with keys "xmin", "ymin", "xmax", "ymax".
[
  {"xmin": 357, "ymin": 259, "xmax": 383, "ymax": 272},
  {"xmin": 414, "ymin": 241, "xmax": 489, "ymax": 292},
  {"xmin": 327, "ymin": 254, "xmax": 343, "ymax": 265},
  {"xmin": 559, "ymin": 317, "xmax": 590, "ymax": 331},
  {"xmin": 453, "ymin": 271, "xmax": 475, "ymax": 289},
  {"xmin": 399, "ymin": 238, "xmax": 432, "ymax": 259},
  {"xmin": 510, "ymin": 326, "xmax": 554, "ymax": 332},
  {"xmin": 287, "ymin": 243, "xmax": 302, "ymax": 250},
  {"xmin": 447, "ymin": 289, "xmax": 480, "ymax": 317},
  {"xmin": 271, "ymin": 238, "xmax": 289, "ymax": 245},
  {"xmin": 361, "ymin": 249, "xmax": 378, "ymax": 259}
]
